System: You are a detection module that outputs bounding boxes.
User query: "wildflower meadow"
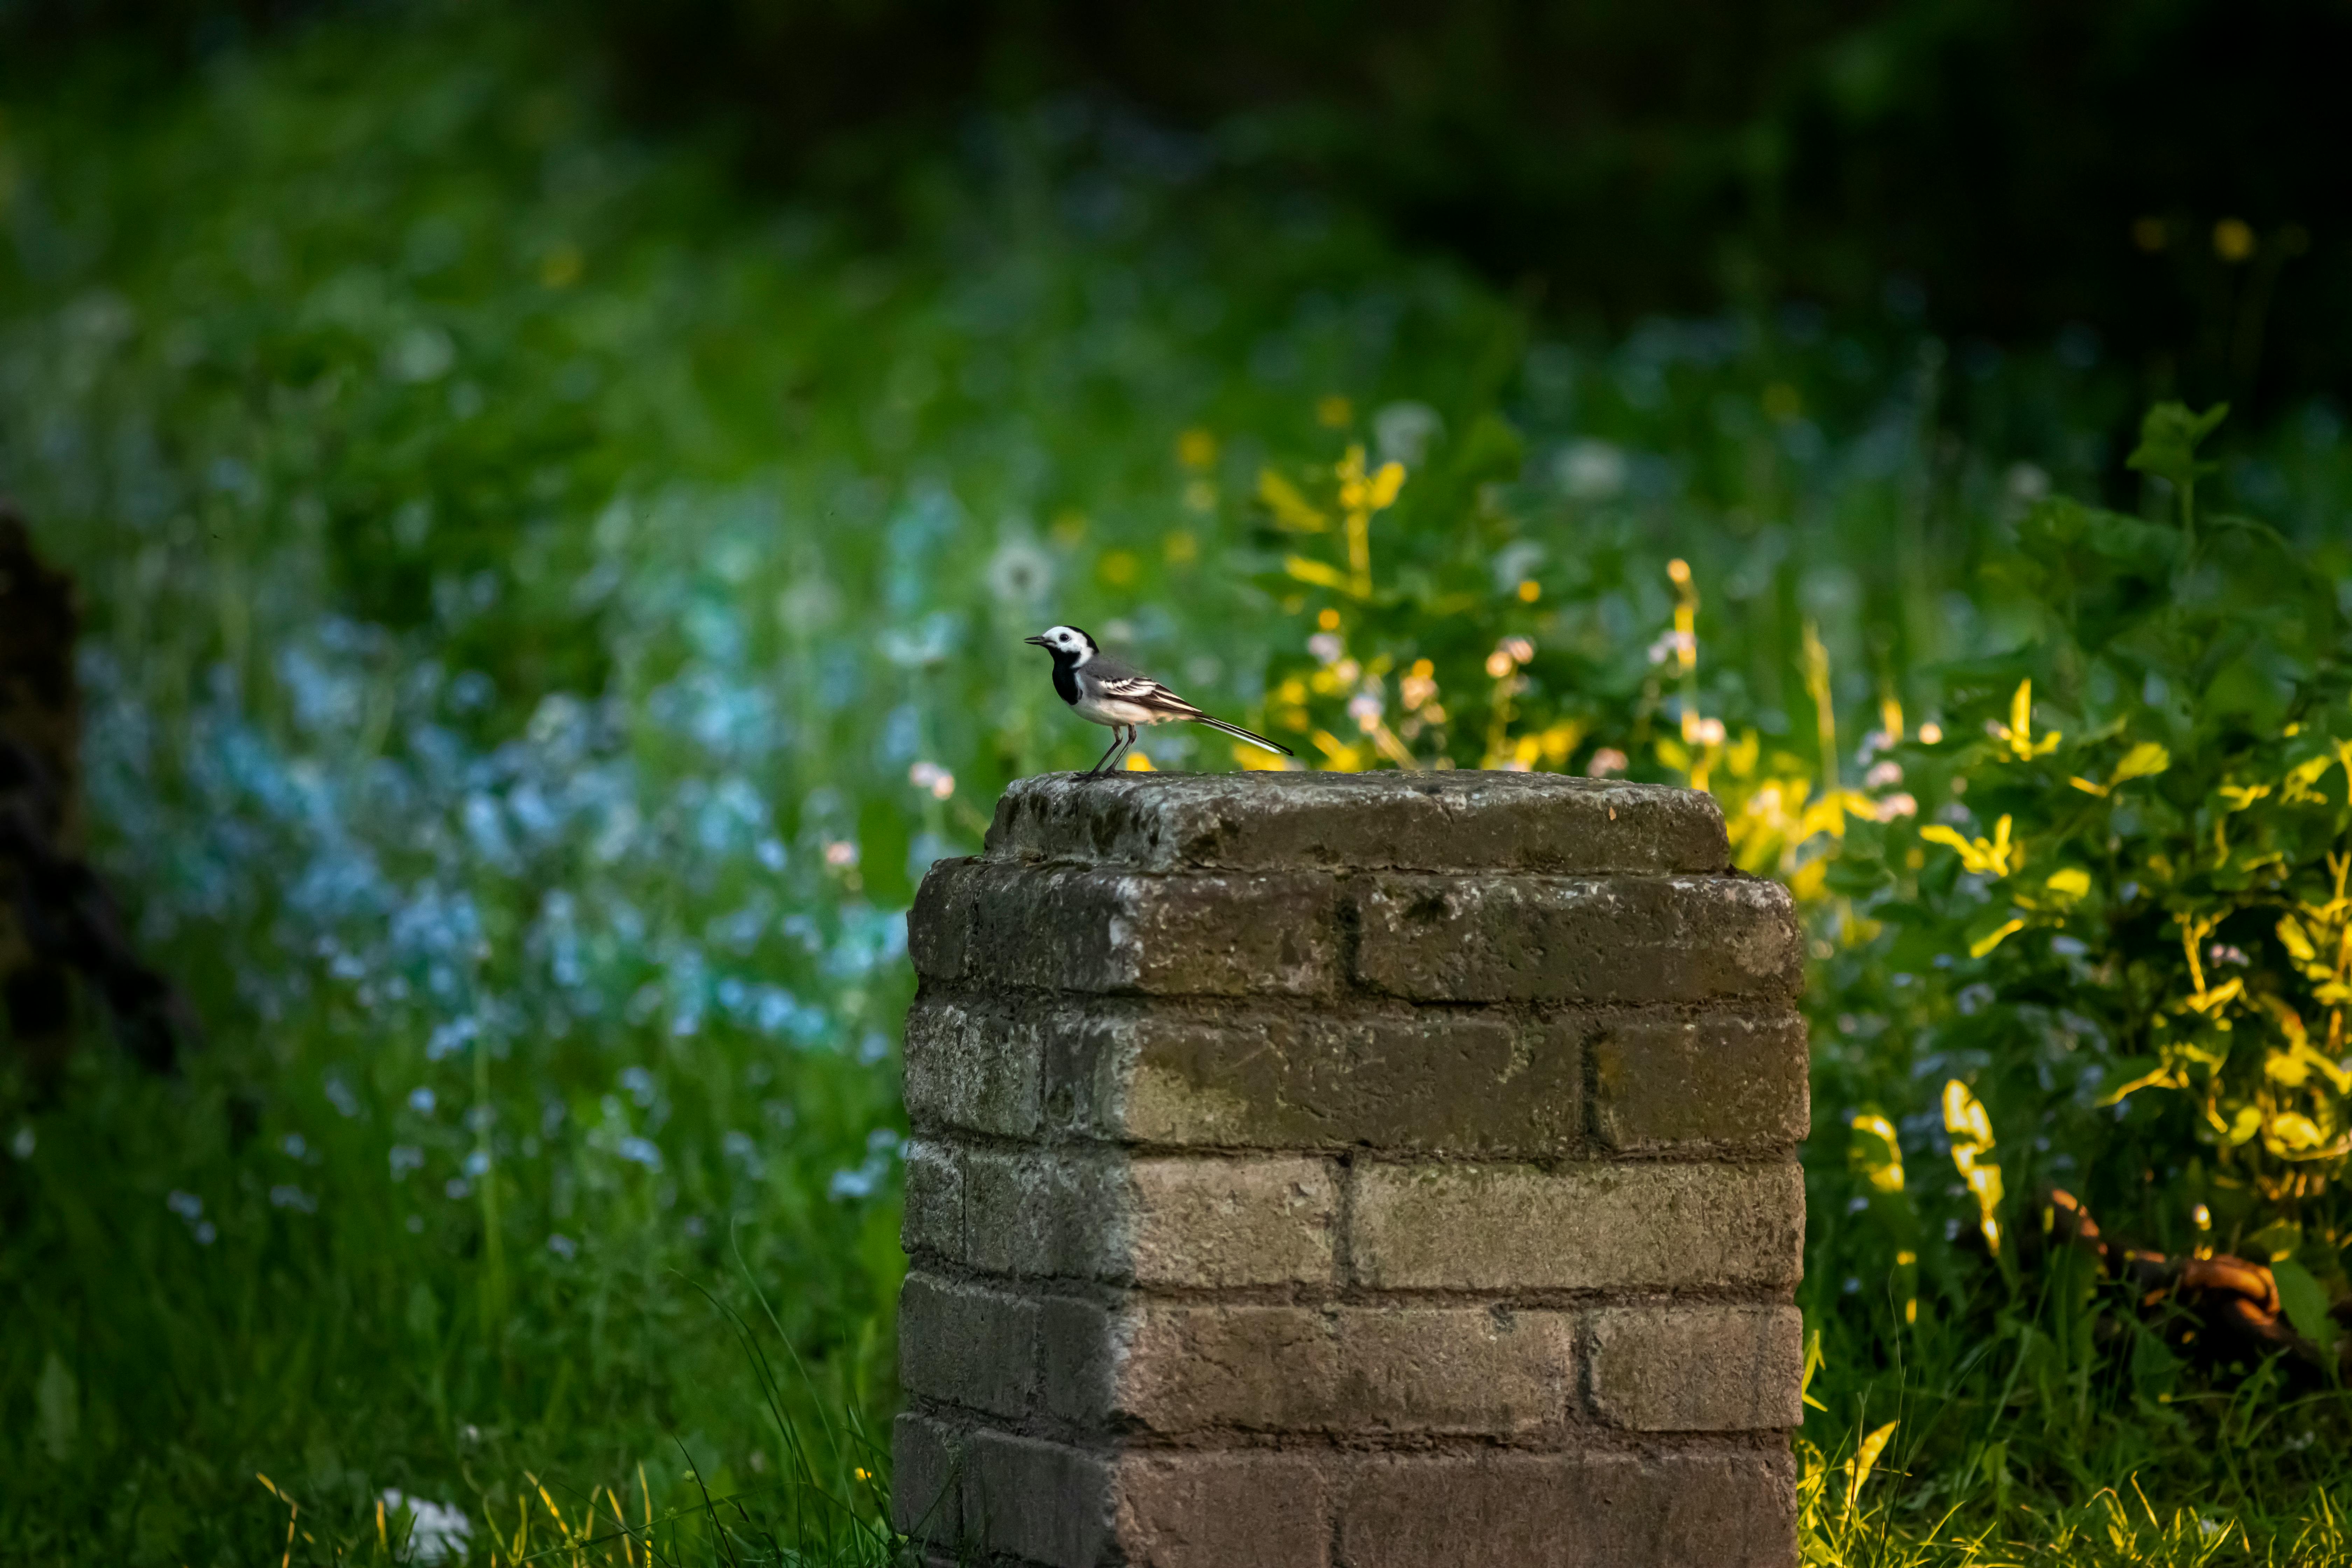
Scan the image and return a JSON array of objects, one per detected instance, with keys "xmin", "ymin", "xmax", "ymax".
[{"xmin": 3, "ymin": 4, "xmax": 2351, "ymax": 1564}]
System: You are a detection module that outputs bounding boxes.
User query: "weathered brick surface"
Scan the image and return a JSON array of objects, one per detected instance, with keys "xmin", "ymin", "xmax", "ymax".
[
  {"xmin": 911, "ymin": 1283, "xmax": 1581, "ymax": 1439},
  {"xmin": 1111, "ymin": 1451, "xmax": 1334, "ymax": 1568},
  {"xmin": 948, "ymin": 1432, "xmax": 1337, "ymax": 1568},
  {"xmin": 890, "ymin": 1412, "xmax": 963, "ymax": 1545},
  {"xmin": 898, "ymin": 1273, "xmax": 1037, "ymax": 1418},
  {"xmin": 898, "ymin": 773, "xmax": 1806, "ymax": 1568},
  {"xmin": 960, "ymin": 1147, "xmax": 1341, "ymax": 1286},
  {"xmin": 1352, "ymin": 873, "xmax": 1802, "ymax": 1003},
  {"xmin": 1589, "ymin": 1011, "xmax": 1810, "ymax": 1152},
  {"xmin": 985, "ymin": 771, "xmax": 1730, "ymax": 876},
  {"xmin": 1349, "ymin": 1160, "xmax": 1806, "ymax": 1292},
  {"xmin": 1110, "ymin": 1303, "xmax": 1575, "ymax": 1436},
  {"xmin": 903, "ymin": 994, "xmax": 1043, "ymax": 1138},
  {"xmin": 962, "ymin": 1430, "xmax": 1115, "ymax": 1567},
  {"xmin": 1038, "ymin": 1294, "xmax": 1117, "ymax": 1423},
  {"xmin": 1586, "ymin": 1304, "xmax": 1807, "ymax": 1432},
  {"xmin": 1334, "ymin": 1449, "xmax": 1798, "ymax": 1568},
  {"xmin": 1122, "ymin": 1155, "xmax": 1342, "ymax": 1287},
  {"xmin": 1055, "ymin": 999, "xmax": 1584, "ymax": 1155},
  {"xmin": 912, "ymin": 860, "xmax": 1342, "ymax": 995},
  {"xmin": 904, "ymin": 857, "xmax": 980, "ymax": 981},
  {"xmin": 899, "ymin": 1137, "xmax": 963, "ymax": 1262}
]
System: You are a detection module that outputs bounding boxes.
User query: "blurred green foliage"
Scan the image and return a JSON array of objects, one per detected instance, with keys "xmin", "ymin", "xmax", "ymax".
[
  {"xmin": 15, "ymin": 0, "xmax": 2352, "ymax": 413},
  {"xmin": 6, "ymin": 1, "xmax": 2352, "ymax": 1562}
]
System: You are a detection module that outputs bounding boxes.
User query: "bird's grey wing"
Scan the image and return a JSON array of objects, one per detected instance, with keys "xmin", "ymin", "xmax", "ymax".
[
  {"xmin": 1081, "ymin": 652, "xmax": 1151, "ymax": 683},
  {"xmin": 1082, "ymin": 658, "xmax": 1203, "ymax": 716}
]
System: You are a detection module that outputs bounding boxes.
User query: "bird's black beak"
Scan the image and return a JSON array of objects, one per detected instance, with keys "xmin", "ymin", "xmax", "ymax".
[{"xmin": 1023, "ymin": 635, "xmax": 1048, "ymax": 646}]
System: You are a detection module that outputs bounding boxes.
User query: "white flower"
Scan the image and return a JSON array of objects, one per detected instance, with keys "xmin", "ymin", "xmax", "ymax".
[
  {"xmin": 824, "ymin": 840, "xmax": 860, "ymax": 869},
  {"xmin": 380, "ymin": 1490, "xmax": 472, "ymax": 1565},
  {"xmin": 1865, "ymin": 760, "xmax": 1903, "ymax": 788},
  {"xmin": 1556, "ymin": 439, "xmax": 1628, "ymax": 500},
  {"xmin": 1373, "ymin": 401, "xmax": 1443, "ymax": 467},
  {"xmin": 1587, "ymin": 748, "xmax": 1629, "ymax": 778},
  {"xmin": 1689, "ymin": 717, "xmax": 1726, "ymax": 747},
  {"xmin": 986, "ymin": 535, "xmax": 1055, "ymax": 605},
  {"xmin": 1646, "ymin": 630, "xmax": 1695, "ymax": 666},
  {"xmin": 1874, "ymin": 793, "xmax": 1918, "ymax": 821},
  {"xmin": 1307, "ymin": 632, "xmax": 1344, "ymax": 665},
  {"xmin": 1347, "ymin": 691, "xmax": 1385, "ymax": 734}
]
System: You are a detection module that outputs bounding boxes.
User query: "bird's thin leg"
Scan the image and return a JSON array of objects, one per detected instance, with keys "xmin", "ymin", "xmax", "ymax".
[
  {"xmin": 1115, "ymin": 725, "xmax": 1136, "ymax": 770},
  {"xmin": 1088, "ymin": 729, "xmax": 1124, "ymax": 776}
]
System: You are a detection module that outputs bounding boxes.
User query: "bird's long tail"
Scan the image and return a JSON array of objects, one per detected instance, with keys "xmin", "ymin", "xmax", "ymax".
[{"xmin": 1189, "ymin": 715, "xmax": 1294, "ymax": 757}]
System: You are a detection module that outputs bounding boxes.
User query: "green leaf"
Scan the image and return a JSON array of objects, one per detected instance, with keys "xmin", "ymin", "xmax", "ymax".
[
  {"xmin": 36, "ymin": 1351, "xmax": 78, "ymax": 1463},
  {"xmin": 2245, "ymin": 1219, "xmax": 2302, "ymax": 1261},
  {"xmin": 2271, "ymin": 1257, "xmax": 2340, "ymax": 1362},
  {"xmin": 2124, "ymin": 401, "xmax": 2228, "ymax": 490}
]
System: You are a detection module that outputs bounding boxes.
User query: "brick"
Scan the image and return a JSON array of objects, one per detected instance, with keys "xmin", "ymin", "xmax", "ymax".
[
  {"xmin": 985, "ymin": 771, "xmax": 1729, "ymax": 876},
  {"xmin": 1587, "ymin": 1305, "xmax": 1806, "ymax": 1432},
  {"xmin": 1335, "ymin": 1449, "xmax": 1797, "ymax": 1568},
  {"xmin": 1112, "ymin": 1450, "xmax": 1332, "ymax": 1568},
  {"xmin": 1039, "ymin": 1294, "xmax": 1117, "ymax": 1423},
  {"xmin": 940, "ymin": 864, "xmax": 1343, "ymax": 995},
  {"xmin": 963, "ymin": 1430, "xmax": 1116, "ymax": 1568},
  {"xmin": 1349, "ymin": 1160, "xmax": 1805, "ymax": 1292},
  {"xmin": 890, "ymin": 1411, "xmax": 964, "ymax": 1546},
  {"xmin": 899, "ymin": 1138, "xmax": 964, "ymax": 1264},
  {"xmin": 1122, "ymin": 1155, "xmax": 1341, "ymax": 1288},
  {"xmin": 1046, "ymin": 998, "xmax": 1582, "ymax": 1156},
  {"xmin": 908, "ymin": 857, "xmax": 982, "ymax": 981},
  {"xmin": 1589, "ymin": 1011, "xmax": 1810, "ymax": 1152},
  {"xmin": 1352, "ymin": 874, "xmax": 1802, "ymax": 1003},
  {"xmin": 958, "ymin": 1432, "xmax": 1331, "ymax": 1568},
  {"xmin": 963, "ymin": 1148, "xmax": 1341, "ymax": 1287},
  {"xmin": 961, "ymin": 1146, "xmax": 1113, "ymax": 1279},
  {"xmin": 897, "ymin": 1273, "xmax": 1037, "ymax": 1418},
  {"xmin": 903, "ymin": 994, "xmax": 1043, "ymax": 1138},
  {"xmin": 1106, "ymin": 1303, "xmax": 1573, "ymax": 1436}
]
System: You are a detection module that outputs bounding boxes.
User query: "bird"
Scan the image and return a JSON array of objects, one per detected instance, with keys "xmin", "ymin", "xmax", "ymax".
[{"xmin": 1024, "ymin": 625, "xmax": 1294, "ymax": 775}]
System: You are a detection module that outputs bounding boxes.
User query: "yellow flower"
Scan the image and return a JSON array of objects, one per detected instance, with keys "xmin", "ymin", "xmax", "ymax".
[
  {"xmin": 1335, "ymin": 444, "xmax": 1405, "ymax": 515},
  {"xmin": 1258, "ymin": 470, "xmax": 1328, "ymax": 532},
  {"xmin": 2269, "ymin": 1112, "xmax": 2327, "ymax": 1152},
  {"xmin": 1310, "ymin": 731, "xmax": 1363, "ymax": 770},
  {"xmin": 1988, "ymin": 679, "xmax": 2062, "ymax": 760},
  {"xmin": 1920, "ymin": 814, "xmax": 2015, "ymax": 877},
  {"xmin": 1849, "ymin": 1113, "xmax": 1905, "ymax": 1194},
  {"xmin": 2070, "ymin": 740, "xmax": 2170, "ymax": 797},
  {"xmin": 2043, "ymin": 867, "xmax": 2091, "ymax": 901},
  {"xmin": 1943, "ymin": 1080, "xmax": 2005, "ymax": 1254},
  {"xmin": 1969, "ymin": 918, "xmax": 2026, "ymax": 958}
]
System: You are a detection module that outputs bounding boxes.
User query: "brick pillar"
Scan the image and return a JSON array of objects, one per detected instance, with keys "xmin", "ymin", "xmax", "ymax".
[{"xmin": 896, "ymin": 772, "xmax": 1808, "ymax": 1568}]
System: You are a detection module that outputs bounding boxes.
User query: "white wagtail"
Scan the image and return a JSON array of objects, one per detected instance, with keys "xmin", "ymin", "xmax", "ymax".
[{"xmin": 1025, "ymin": 624, "xmax": 1294, "ymax": 775}]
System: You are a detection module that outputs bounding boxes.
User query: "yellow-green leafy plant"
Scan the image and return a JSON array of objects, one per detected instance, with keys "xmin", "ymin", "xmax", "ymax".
[{"xmin": 1826, "ymin": 405, "xmax": 2352, "ymax": 1307}]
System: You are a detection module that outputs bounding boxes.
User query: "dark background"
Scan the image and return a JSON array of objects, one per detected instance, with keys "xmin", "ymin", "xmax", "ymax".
[{"xmin": 8, "ymin": 0, "xmax": 2347, "ymax": 416}]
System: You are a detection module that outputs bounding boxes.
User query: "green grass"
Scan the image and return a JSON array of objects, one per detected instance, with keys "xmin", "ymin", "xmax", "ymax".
[{"xmin": 4, "ymin": 3, "xmax": 2352, "ymax": 1563}]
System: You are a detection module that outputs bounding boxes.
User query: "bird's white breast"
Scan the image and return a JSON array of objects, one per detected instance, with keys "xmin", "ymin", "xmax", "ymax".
[{"xmin": 1073, "ymin": 693, "xmax": 1171, "ymax": 726}]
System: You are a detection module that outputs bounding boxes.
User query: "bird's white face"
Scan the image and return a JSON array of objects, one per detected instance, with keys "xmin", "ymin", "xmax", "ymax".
[{"xmin": 1026, "ymin": 625, "xmax": 1095, "ymax": 661}]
